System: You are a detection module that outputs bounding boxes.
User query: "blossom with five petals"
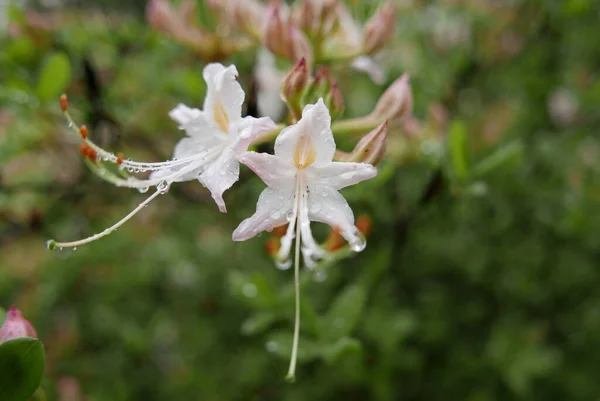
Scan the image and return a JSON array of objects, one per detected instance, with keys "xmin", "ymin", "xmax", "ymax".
[
  {"xmin": 233, "ymin": 98, "xmax": 377, "ymax": 266},
  {"xmin": 48, "ymin": 63, "xmax": 275, "ymax": 249}
]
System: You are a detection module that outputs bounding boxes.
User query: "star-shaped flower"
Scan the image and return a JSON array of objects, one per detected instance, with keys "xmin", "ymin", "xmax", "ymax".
[
  {"xmin": 233, "ymin": 98, "xmax": 377, "ymax": 266},
  {"xmin": 48, "ymin": 63, "xmax": 275, "ymax": 249},
  {"xmin": 232, "ymin": 98, "xmax": 377, "ymax": 381}
]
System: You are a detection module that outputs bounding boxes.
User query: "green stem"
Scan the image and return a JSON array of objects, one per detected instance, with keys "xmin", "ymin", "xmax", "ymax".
[
  {"xmin": 331, "ymin": 117, "xmax": 380, "ymax": 137},
  {"xmin": 285, "ymin": 215, "xmax": 302, "ymax": 383}
]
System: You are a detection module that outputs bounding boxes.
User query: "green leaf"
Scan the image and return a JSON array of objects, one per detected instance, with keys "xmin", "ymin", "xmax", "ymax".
[
  {"xmin": 0, "ymin": 338, "xmax": 45, "ymax": 401},
  {"xmin": 320, "ymin": 337, "xmax": 361, "ymax": 364},
  {"xmin": 323, "ymin": 285, "xmax": 367, "ymax": 340},
  {"xmin": 0, "ymin": 308, "xmax": 5, "ymax": 326},
  {"xmin": 36, "ymin": 52, "xmax": 72, "ymax": 102},
  {"xmin": 448, "ymin": 120, "xmax": 468, "ymax": 180},
  {"xmin": 472, "ymin": 140, "xmax": 524, "ymax": 178}
]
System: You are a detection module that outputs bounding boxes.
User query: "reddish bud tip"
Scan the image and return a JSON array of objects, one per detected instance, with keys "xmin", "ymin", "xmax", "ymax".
[
  {"xmin": 60, "ymin": 93, "xmax": 68, "ymax": 111},
  {"xmin": 79, "ymin": 125, "xmax": 88, "ymax": 139},
  {"xmin": 0, "ymin": 305, "xmax": 38, "ymax": 343}
]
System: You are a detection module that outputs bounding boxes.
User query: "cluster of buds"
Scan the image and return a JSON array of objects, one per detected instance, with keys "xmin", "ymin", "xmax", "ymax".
[
  {"xmin": 281, "ymin": 59, "xmax": 344, "ymax": 122},
  {"xmin": 0, "ymin": 306, "xmax": 37, "ymax": 343},
  {"xmin": 146, "ymin": 0, "xmax": 397, "ymax": 66}
]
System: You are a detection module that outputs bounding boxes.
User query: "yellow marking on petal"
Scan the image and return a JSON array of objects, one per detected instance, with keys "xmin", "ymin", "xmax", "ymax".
[
  {"xmin": 293, "ymin": 127, "xmax": 317, "ymax": 170},
  {"xmin": 213, "ymin": 100, "xmax": 229, "ymax": 133}
]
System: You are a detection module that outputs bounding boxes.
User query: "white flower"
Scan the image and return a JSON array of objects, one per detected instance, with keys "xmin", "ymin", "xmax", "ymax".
[
  {"xmin": 151, "ymin": 63, "xmax": 276, "ymax": 212},
  {"xmin": 232, "ymin": 98, "xmax": 377, "ymax": 266},
  {"xmin": 48, "ymin": 63, "xmax": 276, "ymax": 250}
]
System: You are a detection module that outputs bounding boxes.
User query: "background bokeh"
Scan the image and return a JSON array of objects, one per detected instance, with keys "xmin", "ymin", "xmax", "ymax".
[{"xmin": 1, "ymin": 0, "xmax": 600, "ymax": 400}]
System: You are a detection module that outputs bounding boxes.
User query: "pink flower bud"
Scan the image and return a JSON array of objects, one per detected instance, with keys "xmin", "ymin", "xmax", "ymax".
[
  {"xmin": 370, "ymin": 73, "xmax": 412, "ymax": 122},
  {"xmin": 263, "ymin": 1, "xmax": 292, "ymax": 59},
  {"xmin": 0, "ymin": 306, "xmax": 38, "ymax": 343},
  {"xmin": 327, "ymin": 81, "xmax": 345, "ymax": 118},
  {"xmin": 362, "ymin": 2, "xmax": 396, "ymax": 55},
  {"xmin": 282, "ymin": 58, "xmax": 309, "ymax": 101},
  {"xmin": 339, "ymin": 121, "xmax": 388, "ymax": 165},
  {"xmin": 146, "ymin": 0, "xmax": 174, "ymax": 33}
]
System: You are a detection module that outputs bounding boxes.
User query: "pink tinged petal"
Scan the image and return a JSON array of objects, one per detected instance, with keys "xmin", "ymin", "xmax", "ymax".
[
  {"xmin": 232, "ymin": 187, "xmax": 295, "ymax": 241},
  {"xmin": 236, "ymin": 116, "xmax": 278, "ymax": 150},
  {"xmin": 0, "ymin": 306, "xmax": 37, "ymax": 343},
  {"xmin": 274, "ymin": 98, "xmax": 336, "ymax": 164},
  {"xmin": 203, "ymin": 63, "xmax": 245, "ymax": 133},
  {"xmin": 308, "ymin": 161, "xmax": 377, "ymax": 190},
  {"xmin": 237, "ymin": 151, "xmax": 295, "ymax": 189},
  {"xmin": 199, "ymin": 146, "xmax": 239, "ymax": 213}
]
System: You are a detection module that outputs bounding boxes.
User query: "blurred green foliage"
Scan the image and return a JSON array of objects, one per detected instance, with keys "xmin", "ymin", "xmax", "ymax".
[{"xmin": 1, "ymin": 0, "xmax": 600, "ymax": 400}]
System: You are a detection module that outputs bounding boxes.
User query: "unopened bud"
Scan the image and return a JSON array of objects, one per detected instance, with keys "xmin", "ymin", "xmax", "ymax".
[
  {"xmin": 339, "ymin": 121, "xmax": 388, "ymax": 165},
  {"xmin": 146, "ymin": 0, "xmax": 174, "ymax": 33},
  {"xmin": 370, "ymin": 73, "xmax": 412, "ymax": 122},
  {"xmin": 324, "ymin": 228, "xmax": 345, "ymax": 252},
  {"xmin": 282, "ymin": 58, "xmax": 308, "ymax": 101},
  {"xmin": 0, "ymin": 306, "xmax": 38, "ymax": 343},
  {"xmin": 290, "ymin": 27, "xmax": 313, "ymax": 67},
  {"xmin": 355, "ymin": 214, "xmax": 372, "ymax": 237},
  {"xmin": 303, "ymin": 66, "xmax": 333, "ymax": 104},
  {"xmin": 326, "ymin": 81, "xmax": 344, "ymax": 118},
  {"xmin": 265, "ymin": 237, "xmax": 281, "ymax": 257},
  {"xmin": 263, "ymin": 2, "xmax": 292, "ymax": 59},
  {"xmin": 362, "ymin": 2, "xmax": 396, "ymax": 55}
]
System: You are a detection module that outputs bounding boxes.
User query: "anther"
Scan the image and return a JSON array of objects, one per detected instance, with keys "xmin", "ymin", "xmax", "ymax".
[
  {"xmin": 116, "ymin": 152, "xmax": 124, "ymax": 165},
  {"xmin": 79, "ymin": 125, "xmax": 88, "ymax": 139},
  {"xmin": 60, "ymin": 94, "xmax": 68, "ymax": 111},
  {"xmin": 80, "ymin": 143, "xmax": 97, "ymax": 162}
]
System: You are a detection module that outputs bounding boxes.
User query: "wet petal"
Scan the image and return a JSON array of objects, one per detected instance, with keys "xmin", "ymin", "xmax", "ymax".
[
  {"xmin": 232, "ymin": 187, "xmax": 295, "ymax": 241},
  {"xmin": 274, "ymin": 98, "xmax": 335, "ymax": 164},
  {"xmin": 308, "ymin": 161, "xmax": 377, "ymax": 190},
  {"xmin": 203, "ymin": 63, "xmax": 245, "ymax": 133},
  {"xmin": 237, "ymin": 151, "xmax": 295, "ymax": 189},
  {"xmin": 199, "ymin": 146, "xmax": 239, "ymax": 213},
  {"xmin": 307, "ymin": 186, "xmax": 356, "ymax": 243}
]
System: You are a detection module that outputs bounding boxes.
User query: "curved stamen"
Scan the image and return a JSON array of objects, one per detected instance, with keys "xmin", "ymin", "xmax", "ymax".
[
  {"xmin": 63, "ymin": 109, "xmax": 202, "ymax": 171},
  {"xmin": 47, "ymin": 185, "xmax": 165, "ymax": 249}
]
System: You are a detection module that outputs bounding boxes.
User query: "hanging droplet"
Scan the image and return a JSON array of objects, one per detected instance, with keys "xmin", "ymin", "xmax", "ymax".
[
  {"xmin": 138, "ymin": 186, "xmax": 149, "ymax": 194},
  {"xmin": 349, "ymin": 228, "xmax": 366, "ymax": 252}
]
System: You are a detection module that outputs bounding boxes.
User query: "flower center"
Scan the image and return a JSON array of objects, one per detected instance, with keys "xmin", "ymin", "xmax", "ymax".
[
  {"xmin": 293, "ymin": 128, "xmax": 316, "ymax": 170},
  {"xmin": 213, "ymin": 100, "xmax": 229, "ymax": 133}
]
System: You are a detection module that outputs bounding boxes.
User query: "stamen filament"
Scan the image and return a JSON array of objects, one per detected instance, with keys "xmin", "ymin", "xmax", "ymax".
[
  {"xmin": 63, "ymin": 109, "xmax": 203, "ymax": 171},
  {"xmin": 48, "ymin": 186, "xmax": 164, "ymax": 249}
]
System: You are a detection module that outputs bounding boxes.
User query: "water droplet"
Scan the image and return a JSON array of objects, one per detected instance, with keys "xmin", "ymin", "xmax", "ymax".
[
  {"xmin": 138, "ymin": 186, "xmax": 149, "ymax": 194},
  {"xmin": 157, "ymin": 181, "xmax": 169, "ymax": 193},
  {"xmin": 67, "ymin": 121, "xmax": 73, "ymax": 128},
  {"xmin": 286, "ymin": 211, "xmax": 294, "ymax": 222},
  {"xmin": 271, "ymin": 210, "xmax": 281, "ymax": 220},
  {"xmin": 349, "ymin": 229, "xmax": 366, "ymax": 252},
  {"xmin": 242, "ymin": 283, "xmax": 258, "ymax": 298}
]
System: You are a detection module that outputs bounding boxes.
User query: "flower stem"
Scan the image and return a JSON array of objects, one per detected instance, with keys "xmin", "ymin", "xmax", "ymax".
[
  {"xmin": 331, "ymin": 117, "xmax": 381, "ymax": 137},
  {"xmin": 285, "ymin": 217, "xmax": 302, "ymax": 383}
]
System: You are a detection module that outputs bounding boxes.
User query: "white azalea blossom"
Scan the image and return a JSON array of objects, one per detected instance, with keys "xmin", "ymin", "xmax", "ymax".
[
  {"xmin": 49, "ymin": 63, "xmax": 276, "ymax": 249},
  {"xmin": 232, "ymin": 98, "xmax": 377, "ymax": 380}
]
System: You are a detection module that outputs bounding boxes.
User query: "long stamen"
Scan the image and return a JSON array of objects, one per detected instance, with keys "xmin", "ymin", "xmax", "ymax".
[
  {"xmin": 286, "ymin": 206, "xmax": 302, "ymax": 383},
  {"xmin": 61, "ymin": 100, "xmax": 199, "ymax": 171},
  {"xmin": 46, "ymin": 186, "xmax": 165, "ymax": 250}
]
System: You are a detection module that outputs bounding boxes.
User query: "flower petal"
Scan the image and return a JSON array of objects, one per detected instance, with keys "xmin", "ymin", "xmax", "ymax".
[
  {"xmin": 236, "ymin": 116, "xmax": 278, "ymax": 150},
  {"xmin": 203, "ymin": 63, "xmax": 245, "ymax": 133},
  {"xmin": 232, "ymin": 187, "xmax": 295, "ymax": 241},
  {"xmin": 307, "ymin": 186, "xmax": 356, "ymax": 242},
  {"xmin": 169, "ymin": 104, "xmax": 217, "ymax": 137},
  {"xmin": 237, "ymin": 151, "xmax": 295, "ymax": 189},
  {"xmin": 309, "ymin": 161, "xmax": 377, "ymax": 190},
  {"xmin": 199, "ymin": 146, "xmax": 239, "ymax": 213},
  {"xmin": 274, "ymin": 98, "xmax": 335, "ymax": 164}
]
